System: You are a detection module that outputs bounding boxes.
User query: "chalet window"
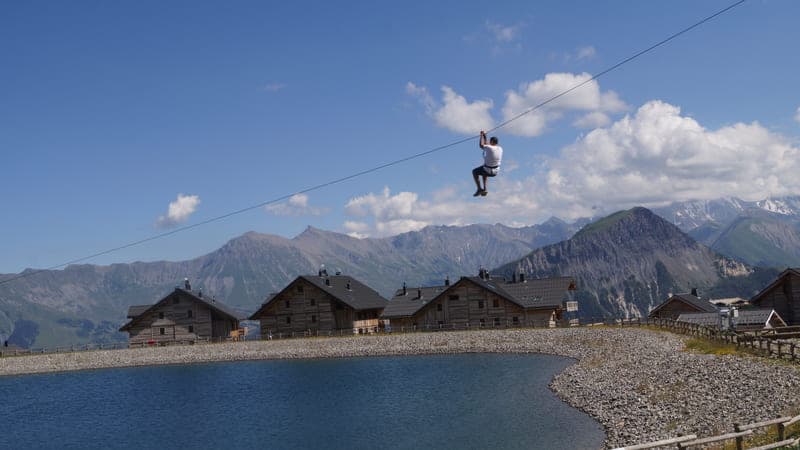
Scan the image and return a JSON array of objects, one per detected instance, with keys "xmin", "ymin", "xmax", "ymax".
[
  {"xmin": 311, "ymin": 315, "xmax": 317, "ymax": 323},
  {"xmin": 478, "ymin": 300, "xmax": 484, "ymax": 309},
  {"xmin": 448, "ymin": 295, "xmax": 459, "ymax": 301},
  {"xmin": 513, "ymin": 316, "xmax": 519, "ymax": 323},
  {"xmin": 158, "ymin": 312, "xmax": 164, "ymax": 319},
  {"xmin": 188, "ymin": 325, "xmax": 194, "ymax": 333},
  {"xmin": 286, "ymin": 316, "xmax": 291, "ymax": 324},
  {"xmin": 187, "ymin": 310, "xmax": 193, "ymax": 318},
  {"xmin": 493, "ymin": 299, "xmax": 500, "ymax": 308},
  {"xmin": 159, "ymin": 328, "xmax": 165, "ymax": 335},
  {"xmin": 285, "ymin": 300, "xmax": 290, "ymax": 308},
  {"xmin": 297, "ymin": 285, "xmax": 304, "ymax": 293},
  {"xmin": 437, "ymin": 303, "xmax": 442, "ymax": 312},
  {"xmin": 310, "ymin": 298, "xmax": 316, "ymax": 306},
  {"xmin": 494, "ymin": 317, "xmax": 501, "ymax": 326}
]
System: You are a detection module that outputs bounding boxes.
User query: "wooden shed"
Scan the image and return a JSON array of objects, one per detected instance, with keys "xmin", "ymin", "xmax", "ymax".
[
  {"xmin": 381, "ymin": 274, "xmax": 577, "ymax": 330},
  {"xmin": 120, "ymin": 286, "xmax": 243, "ymax": 345},
  {"xmin": 676, "ymin": 309, "xmax": 786, "ymax": 332},
  {"xmin": 750, "ymin": 268, "xmax": 800, "ymax": 326},
  {"xmin": 648, "ymin": 293, "xmax": 718, "ymax": 320},
  {"xmin": 248, "ymin": 274, "xmax": 388, "ymax": 338}
]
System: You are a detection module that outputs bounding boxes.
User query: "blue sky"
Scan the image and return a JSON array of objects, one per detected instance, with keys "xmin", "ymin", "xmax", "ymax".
[{"xmin": 2, "ymin": 0, "xmax": 800, "ymax": 273}]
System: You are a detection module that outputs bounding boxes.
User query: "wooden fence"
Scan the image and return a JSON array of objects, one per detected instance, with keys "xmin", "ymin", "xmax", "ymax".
[{"xmin": 612, "ymin": 413, "xmax": 800, "ymax": 450}]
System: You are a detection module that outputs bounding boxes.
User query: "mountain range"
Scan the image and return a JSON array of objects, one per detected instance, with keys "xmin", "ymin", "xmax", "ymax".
[{"xmin": 4, "ymin": 195, "xmax": 799, "ymax": 349}]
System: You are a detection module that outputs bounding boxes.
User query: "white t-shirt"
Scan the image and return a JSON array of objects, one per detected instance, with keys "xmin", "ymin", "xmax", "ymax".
[{"xmin": 482, "ymin": 144, "xmax": 503, "ymax": 167}]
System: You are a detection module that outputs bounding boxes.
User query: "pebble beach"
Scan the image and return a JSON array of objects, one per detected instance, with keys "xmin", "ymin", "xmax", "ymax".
[{"xmin": 1, "ymin": 327, "xmax": 798, "ymax": 448}]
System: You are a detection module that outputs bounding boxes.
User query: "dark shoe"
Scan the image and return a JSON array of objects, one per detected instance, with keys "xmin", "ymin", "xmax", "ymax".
[
  {"xmin": 480, "ymin": 190, "xmax": 488, "ymax": 196},
  {"xmin": 473, "ymin": 189, "xmax": 483, "ymax": 197}
]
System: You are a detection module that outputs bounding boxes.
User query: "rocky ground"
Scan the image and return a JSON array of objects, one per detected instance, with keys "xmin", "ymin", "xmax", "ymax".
[{"xmin": 1, "ymin": 327, "xmax": 798, "ymax": 448}]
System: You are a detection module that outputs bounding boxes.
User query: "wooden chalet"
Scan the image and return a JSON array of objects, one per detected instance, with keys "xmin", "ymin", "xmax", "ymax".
[
  {"xmin": 750, "ymin": 268, "xmax": 800, "ymax": 326},
  {"xmin": 248, "ymin": 274, "xmax": 389, "ymax": 337},
  {"xmin": 676, "ymin": 309, "xmax": 786, "ymax": 332},
  {"xmin": 120, "ymin": 281, "xmax": 244, "ymax": 345},
  {"xmin": 648, "ymin": 293, "xmax": 718, "ymax": 320},
  {"xmin": 381, "ymin": 272, "xmax": 578, "ymax": 330}
]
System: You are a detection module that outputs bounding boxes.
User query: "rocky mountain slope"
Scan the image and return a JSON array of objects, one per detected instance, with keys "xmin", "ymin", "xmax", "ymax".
[
  {"xmin": 493, "ymin": 207, "xmax": 759, "ymax": 318},
  {"xmin": 0, "ymin": 221, "xmax": 577, "ymax": 347}
]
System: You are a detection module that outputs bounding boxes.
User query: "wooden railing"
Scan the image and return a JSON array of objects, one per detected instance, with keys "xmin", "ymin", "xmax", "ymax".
[{"xmin": 612, "ymin": 413, "xmax": 800, "ymax": 450}]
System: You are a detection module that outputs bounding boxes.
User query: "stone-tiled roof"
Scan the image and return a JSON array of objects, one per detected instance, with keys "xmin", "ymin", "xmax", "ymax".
[{"xmin": 677, "ymin": 308, "xmax": 785, "ymax": 328}]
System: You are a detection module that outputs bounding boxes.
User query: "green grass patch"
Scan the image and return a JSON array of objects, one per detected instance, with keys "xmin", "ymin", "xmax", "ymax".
[{"xmin": 684, "ymin": 338, "xmax": 740, "ymax": 356}]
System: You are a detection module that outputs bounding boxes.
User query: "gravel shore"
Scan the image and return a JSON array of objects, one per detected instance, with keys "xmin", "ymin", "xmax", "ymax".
[{"xmin": 1, "ymin": 327, "xmax": 798, "ymax": 448}]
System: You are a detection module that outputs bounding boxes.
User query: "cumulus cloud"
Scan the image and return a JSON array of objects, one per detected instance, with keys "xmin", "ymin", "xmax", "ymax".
[
  {"xmin": 348, "ymin": 100, "xmax": 800, "ymax": 235},
  {"xmin": 502, "ymin": 72, "xmax": 627, "ymax": 137},
  {"xmin": 265, "ymin": 194, "xmax": 326, "ymax": 216},
  {"xmin": 406, "ymin": 83, "xmax": 494, "ymax": 134},
  {"xmin": 407, "ymin": 73, "xmax": 625, "ymax": 136},
  {"xmin": 157, "ymin": 194, "xmax": 200, "ymax": 228}
]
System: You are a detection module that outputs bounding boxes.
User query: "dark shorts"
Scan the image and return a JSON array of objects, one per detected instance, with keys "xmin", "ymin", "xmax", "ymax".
[{"xmin": 473, "ymin": 165, "xmax": 499, "ymax": 177}]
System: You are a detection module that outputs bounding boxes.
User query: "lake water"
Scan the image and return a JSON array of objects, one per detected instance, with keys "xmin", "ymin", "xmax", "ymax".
[{"xmin": 0, "ymin": 354, "xmax": 604, "ymax": 449}]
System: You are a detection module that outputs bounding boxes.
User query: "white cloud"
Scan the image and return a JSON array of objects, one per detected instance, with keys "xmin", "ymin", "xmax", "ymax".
[
  {"xmin": 406, "ymin": 84, "xmax": 494, "ymax": 135},
  {"xmin": 573, "ymin": 111, "xmax": 611, "ymax": 129},
  {"xmin": 501, "ymin": 72, "xmax": 627, "ymax": 136},
  {"xmin": 348, "ymin": 100, "xmax": 800, "ymax": 234},
  {"xmin": 795, "ymin": 107, "xmax": 800, "ymax": 124},
  {"xmin": 265, "ymin": 194, "xmax": 326, "ymax": 216},
  {"xmin": 546, "ymin": 100, "xmax": 800, "ymax": 214},
  {"xmin": 485, "ymin": 21, "xmax": 522, "ymax": 43},
  {"xmin": 408, "ymin": 73, "xmax": 626, "ymax": 137},
  {"xmin": 157, "ymin": 194, "xmax": 200, "ymax": 228},
  {"xmin": 575, "ymin": 46, "xmax": 597, "ymax": 60},
  {"xmin": 261, "ymin": 83, "xmax": 287, "ymax": 92}
]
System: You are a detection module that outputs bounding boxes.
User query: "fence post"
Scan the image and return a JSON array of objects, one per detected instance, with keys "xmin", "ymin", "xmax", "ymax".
[
  {"xmin": 779, "ymin": 422, "xmax": 786, "ymax": 441},
  {"xmin": 791, "ymin": 343, "xmax": 796, "ymax": 362},
  {"xmin": 734, "ymin": 423, "xmax": 744, "ymax": 450}
]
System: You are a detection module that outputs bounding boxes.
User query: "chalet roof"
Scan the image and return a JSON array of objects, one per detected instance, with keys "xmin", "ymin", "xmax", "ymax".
[
  {"xmin": 751, "ymin": 268, "xmax": 800, "ymax": 304},
  {"xmin": 381, "ymin": 276, "xmax": 575, "ymax": 319},
  {"xmin": 381, "ymin": 285, "xmax": 450, "ymax": 318},
  {"xmin": 127, "ymin": 305, "xmax": 151, "ymax": 319},
  {"xmin": 676, "ymin": 309, "xmax": 786, "ymax": 328},
  {"xmin": 497, "ymin": 277, "xmax": 575, "ymax": 309},
  {"xmin": 650, "ymin": 293, "xmax": 718, "ymax": 316},
  {"xmin": 249, "ymin": 275, "xmax": 388, "ymax": 320},
  {"xmin": 120, "ymin": 288, "xmax": 244, "ymax": 332}
]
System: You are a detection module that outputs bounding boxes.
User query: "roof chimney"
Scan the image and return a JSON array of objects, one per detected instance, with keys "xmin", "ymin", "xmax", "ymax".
[
  {"xmin": 403, "ymin": 282, "xmax": 407, "ymax": 296},
  {"xmin": 478, "ymin": 267, "xmax": 485, "ymax": 280},
  {"xmin": 325, "ymin": 278, "xmax": 331, "ymax": 287},
  {"xmin": 512, "ymin": 273, "xmax": 517, "ymax": 284},
  {"xmin": 198, "ymin": 289, "xmax": 203, "ymax": 298},
  {"xmin": 184, "ymin": 278, "xmax": 191, "ymax": 290},
  {"xmin": 519, "ymin": 272, "xmax": 525, "ymax": 283},
  {"xmin": 346, "ymin": 281, "xmax": 351, "ymax": 291},
  {"xmin": 445, "ymin": 276, "xmax": 450, "ymax": 286},
  {"xmin": 417, "ymin": 288, "xmax": 422, "ymax": 299},
  {"xmin": 691, "ymin": 287, "xmax": 699, "ymax": 298}
]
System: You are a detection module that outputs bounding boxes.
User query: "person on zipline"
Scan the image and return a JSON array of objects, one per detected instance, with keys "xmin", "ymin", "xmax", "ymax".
[{"xmin": 473, "ymin": 130, "xmax": 503, "ymax": 196}]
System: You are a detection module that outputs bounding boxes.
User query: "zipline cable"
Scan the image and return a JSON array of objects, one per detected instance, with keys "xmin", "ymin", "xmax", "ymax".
[{"xmin": 0, "ymin": 0, "xmax": 747, "ymax": 287}]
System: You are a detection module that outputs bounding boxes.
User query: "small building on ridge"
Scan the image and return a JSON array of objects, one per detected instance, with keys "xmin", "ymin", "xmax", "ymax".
[{"xmin": 648, "ymin": 293, "xmax": 718, "ymax": 320}]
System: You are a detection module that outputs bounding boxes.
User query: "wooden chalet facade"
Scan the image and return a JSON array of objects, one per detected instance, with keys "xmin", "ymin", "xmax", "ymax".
[
  {"xmin": 648, "ymin": 293, "xmax": 718, "ymax": 320},
  {"xmin": 120, "ymin": 286, "xmax": 243, "ymax": 345},
  {"xmin": 751, "ymin": 268, "xmax": 800, "ymax": 326},
  {"xmin": 381, "ymin": 274, "xmax": 578, "ymax": 330},
  {"xmin": 248, "ymin": 275, "xmax": 389, "ymax": 337}
]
